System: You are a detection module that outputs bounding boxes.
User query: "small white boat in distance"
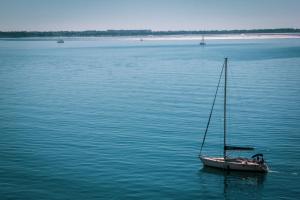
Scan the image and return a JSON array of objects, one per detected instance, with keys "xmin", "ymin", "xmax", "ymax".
[
  {"xmin": 200, "ymin": 154, "xmax": 268, "ymax": 172},
  {"xmin": 57, "ymin": 39, "xmax": 64, "ymax": 43},
  {"xmin": 199, "ymin": 58, "xmax": 269, "ymax": 173}
]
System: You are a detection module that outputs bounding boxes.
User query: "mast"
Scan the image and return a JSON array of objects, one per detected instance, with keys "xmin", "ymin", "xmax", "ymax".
[{"xmin": 224, "ymin": 58, "xmax": 228, "ymax": 159}]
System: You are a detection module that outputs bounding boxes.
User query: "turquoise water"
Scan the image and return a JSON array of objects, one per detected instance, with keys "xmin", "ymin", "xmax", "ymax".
[{"xmin": 0, "ymin": 38, "xmax": 300, "ymax": 199}]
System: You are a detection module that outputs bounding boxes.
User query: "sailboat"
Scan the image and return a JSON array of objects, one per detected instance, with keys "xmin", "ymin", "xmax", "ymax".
[
  {"xmin": 57, "ymin": 39, "xmax": 64, "ymax": 43},
  {"xmin": 199, "ymin": 58, "xmax": 269, "ymax": 172},
  {"xmin": 199, "ymin": 35, "xmax": 206, "ymax": 45}
]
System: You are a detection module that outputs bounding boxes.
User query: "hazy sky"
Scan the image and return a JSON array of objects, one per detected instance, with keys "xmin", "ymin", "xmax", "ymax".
[{"xmin": 0, "ymin": 0, "xmax": 299, "ymax": 31}]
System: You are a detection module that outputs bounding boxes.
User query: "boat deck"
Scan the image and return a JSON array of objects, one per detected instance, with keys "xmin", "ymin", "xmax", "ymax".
[{"xmin": 200, "ymin": 156, "xmax": 269, "ymax": 172}]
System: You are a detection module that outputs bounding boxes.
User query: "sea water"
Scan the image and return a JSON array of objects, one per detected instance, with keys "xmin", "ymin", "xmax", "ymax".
[{"xmin": 0, "ymin": 37, "xmax": 300, "ymax": 199}]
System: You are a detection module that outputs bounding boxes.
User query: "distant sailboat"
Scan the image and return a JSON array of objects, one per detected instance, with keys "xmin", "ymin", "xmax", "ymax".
[
  {"xmin": 199, "ymin": 58, "xmax": 269, "ymax": 172},
  {"xmin": 57, "ymin": 39, "xmax": 64, "ymax": 43},
  {"xmin": 199, "ymin": 35, "xmax": 206, "ymax": 45}
]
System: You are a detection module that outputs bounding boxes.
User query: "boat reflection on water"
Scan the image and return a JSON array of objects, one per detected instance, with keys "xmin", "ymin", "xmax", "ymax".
[{"xmin": 200, "ymin": 166, "xmax": 266, "ymax": 199}]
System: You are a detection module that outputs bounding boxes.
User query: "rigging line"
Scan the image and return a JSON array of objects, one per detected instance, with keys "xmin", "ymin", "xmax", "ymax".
[{"xmin": 200, "ymin": 61, "xmax": 225, "ymax": 155}]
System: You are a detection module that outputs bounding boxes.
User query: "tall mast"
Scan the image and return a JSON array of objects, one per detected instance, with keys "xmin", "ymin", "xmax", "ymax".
[{"xmin": 224, "ymin": 58, "xmax": 228, "ymax": 159}]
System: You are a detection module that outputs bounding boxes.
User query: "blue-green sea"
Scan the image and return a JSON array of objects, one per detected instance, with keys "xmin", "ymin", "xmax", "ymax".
[{"xmin": 0, "ymin": 37, "xmax": 300, "ymax": 199}]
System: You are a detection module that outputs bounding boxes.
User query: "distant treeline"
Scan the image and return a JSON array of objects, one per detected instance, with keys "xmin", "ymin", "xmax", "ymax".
[{"xmin": 0, "ymin": 28, "xmax": 299, "ymax": 38}]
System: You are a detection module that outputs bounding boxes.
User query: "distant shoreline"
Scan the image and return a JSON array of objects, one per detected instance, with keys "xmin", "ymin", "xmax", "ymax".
[
  {"xmin": 1, "ymin": 33, "xmax": 300, "ymax": 41},
  {"xmin": 0, "ymin": 28, "xmax": 300, "ymax": 38},
  {"xmin": 127, "ymin": 33, "xmax": 300, "ymax": 41}
]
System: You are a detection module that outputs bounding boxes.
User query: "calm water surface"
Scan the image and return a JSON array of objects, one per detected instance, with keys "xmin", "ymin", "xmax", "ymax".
[{"xmin": 0, "ymin": 38, "xmax": 300, "ymax": 199}]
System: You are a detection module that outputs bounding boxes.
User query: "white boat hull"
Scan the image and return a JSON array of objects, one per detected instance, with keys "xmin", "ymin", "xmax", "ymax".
[{"xmin": 200, "ymin": 156, "xmax": 268, "ymax": 173}]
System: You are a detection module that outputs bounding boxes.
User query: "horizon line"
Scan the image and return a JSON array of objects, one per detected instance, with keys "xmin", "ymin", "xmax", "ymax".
[{"xmin": 1, "ymin": 28, "xmax": 300, "ymax": 32}]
